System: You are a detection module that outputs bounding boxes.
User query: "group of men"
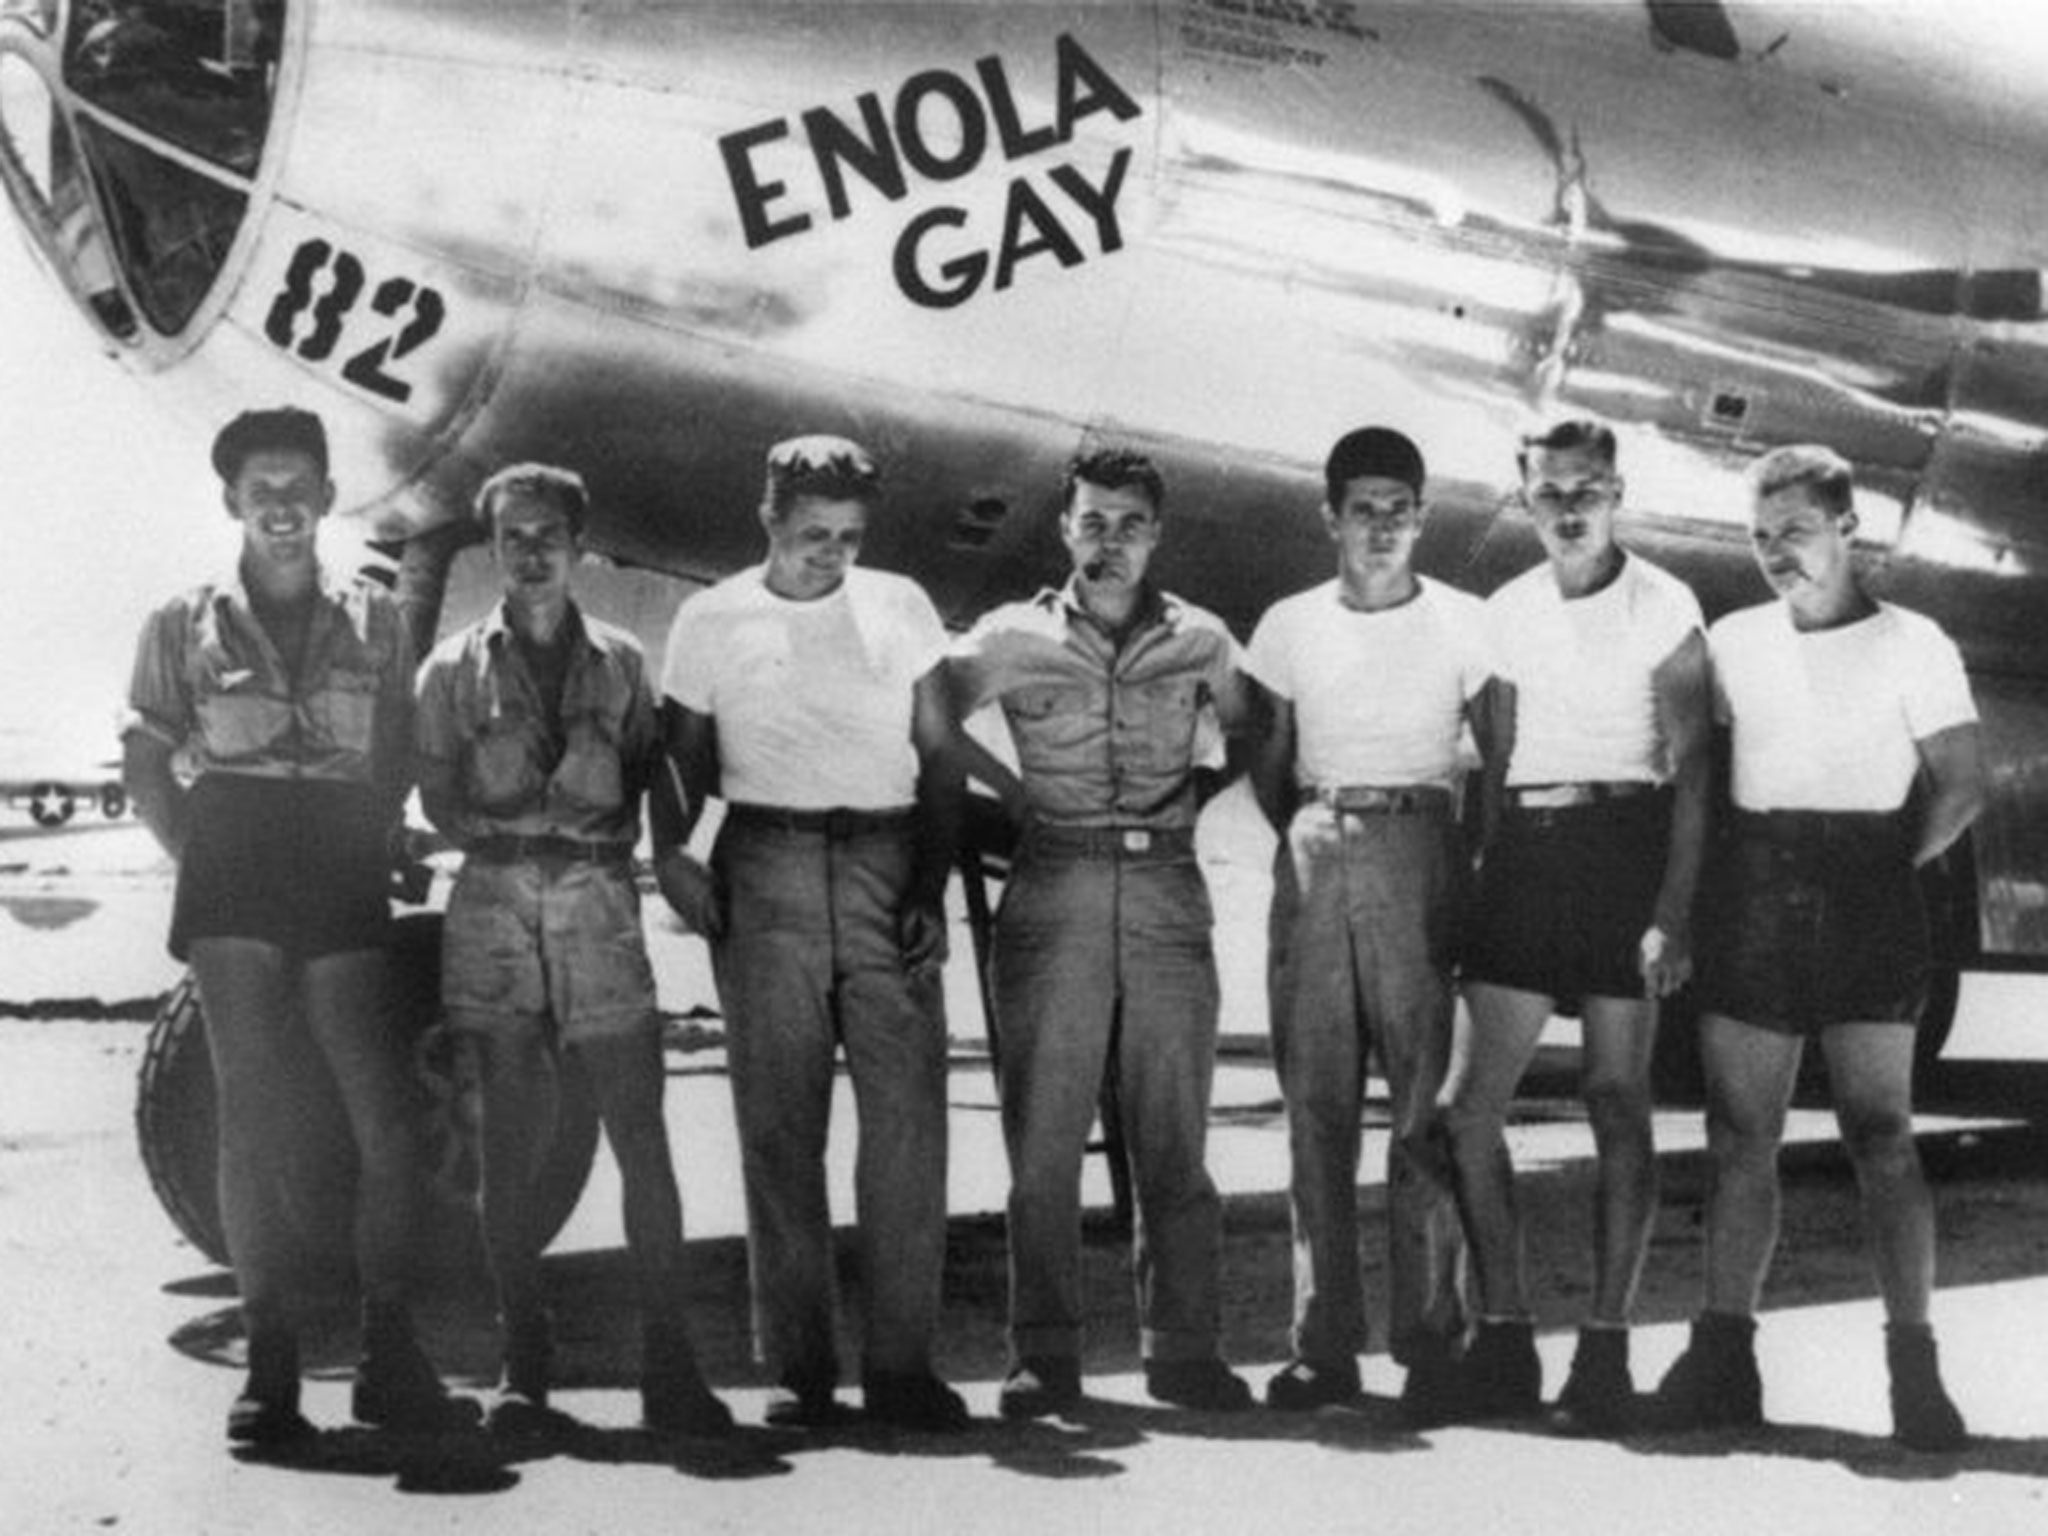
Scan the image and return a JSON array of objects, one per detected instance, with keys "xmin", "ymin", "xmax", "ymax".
[{"xmin": 123, "ymin": 403, "xmax": 1983, "ymax": 1456}]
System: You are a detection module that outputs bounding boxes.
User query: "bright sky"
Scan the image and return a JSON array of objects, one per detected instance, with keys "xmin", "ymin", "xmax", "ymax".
[{"xmin": 0, "ymin": 226, "xmax": 233, "ymax": 774}]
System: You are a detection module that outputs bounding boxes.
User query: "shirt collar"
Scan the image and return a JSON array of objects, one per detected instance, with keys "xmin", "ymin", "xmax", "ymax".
[
  {"xmin": 482, "ymin": 598, "xmax": 602, "ymax": 655},
  {"xmin": 1055, "ymin": 577, "xmax": 1171, "ymax": 637},
  {"xmin": 215, "ymin": 560, "xmax": 369, "ymax": 642}
]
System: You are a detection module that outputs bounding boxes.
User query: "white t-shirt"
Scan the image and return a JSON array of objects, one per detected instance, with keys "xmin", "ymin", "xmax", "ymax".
[
  {"xmin": 1484, "ymin": 552, "xmax": 1702, "ymax": 786},
  {"xmin": 661, "ymin": 565, "xmax": 948, "ymax": 809},
  {"xmin": 1245, "ymin": 577, "xmax": 1491, "ymax": 790},
  {"xmin": 1709, "ymin": 599, "xmax": 1977, "ymax": 812}
]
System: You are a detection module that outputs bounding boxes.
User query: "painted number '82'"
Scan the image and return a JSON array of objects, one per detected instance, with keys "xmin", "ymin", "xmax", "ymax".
[{"xmin": 262, "ymin": 239, "xmax": 447, "ymax": 405}]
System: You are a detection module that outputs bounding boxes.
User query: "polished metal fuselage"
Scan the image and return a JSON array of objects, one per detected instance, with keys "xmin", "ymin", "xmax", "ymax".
[{"xmin": 5, "ymin": 1, "xmax": 2048, "ymax": 950}]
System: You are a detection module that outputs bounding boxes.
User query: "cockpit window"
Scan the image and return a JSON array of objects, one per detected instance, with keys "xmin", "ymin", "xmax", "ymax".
[
  {"xmin": 73, "ymin": 111, "xmax": 242, "ymax": 332},
  {"xmin": 0, "ymin": 51, "xmax": 137, "ymax": 336},
  {"xmin": 62, "ymin": 0, "xmax": 282, "ymax": 176}
]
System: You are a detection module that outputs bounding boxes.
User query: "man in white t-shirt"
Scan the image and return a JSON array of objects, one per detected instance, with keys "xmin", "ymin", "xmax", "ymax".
[
  {"xmin": 1648, "ymin": 444, "xmax": 1983, "ymax": 1452},
  {"xmin": 1441, "ymin": 419, "xmax": 1712, "ymax": 1433},
  {"xmin": 655, "ymin": 436, "xmax": 968, "ymax": 1432},
  {"xmin": 1245, "ymin": 427, "xmax": 1496, "ymax": 1421}
]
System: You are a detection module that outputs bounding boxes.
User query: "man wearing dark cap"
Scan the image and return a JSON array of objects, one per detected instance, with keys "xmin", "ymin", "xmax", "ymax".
[
  {"xmin": 124, "ymin": 408, "xmax": 472, "ymax": 1445},
  {"xmin": 949, "ymin": 446, "xmax": 1256, "ymax": 1418},
  {"xmin": 658, "ymin": 435, "xmax": 969, "ymax": 1431},
  {"xmin": 1441, "ymin": 419, "xmax": 1711, "ymax": 1433},
  {"xmin": 1245, "ymin": 428, "xmax": 1495, "ymax": 1419}
]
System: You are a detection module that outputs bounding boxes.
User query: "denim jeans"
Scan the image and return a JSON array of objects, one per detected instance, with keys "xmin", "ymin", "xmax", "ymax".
[
  {"xmin": 1267, "ymin": 804, "xmax": 1466, "ymax": 1364},
  {"xmin": 709, "ymin": 817, "xmax": 948, "ymax": 1384},
  {"xmin": 991, "ymin": 843, "xmax": 1224, "ymax": 1362}
]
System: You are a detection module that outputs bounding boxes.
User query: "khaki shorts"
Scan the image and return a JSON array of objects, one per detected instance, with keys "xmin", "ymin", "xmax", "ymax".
[{"xmin": 441, "ymin": 857, "xmax": 657, "ymax": 1043}]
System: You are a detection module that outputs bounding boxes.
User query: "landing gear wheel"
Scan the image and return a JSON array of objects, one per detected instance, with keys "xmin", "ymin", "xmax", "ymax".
[{"xmin": 134, "ymin": 913, "xmax": 601, "ymax": 1283}]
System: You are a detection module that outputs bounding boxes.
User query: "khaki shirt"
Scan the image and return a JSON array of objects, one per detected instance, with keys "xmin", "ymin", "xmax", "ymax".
[
  {"xmin": 951, "ymin": 582, "xmax": 1243, "ymax": 830},
  {"xmin": 413, "ymin": 602, "xmax": 659, "ymax": 847},
  {"xmin": 124, "ymin": 565, "xmax": 412, "ymax": 791}
]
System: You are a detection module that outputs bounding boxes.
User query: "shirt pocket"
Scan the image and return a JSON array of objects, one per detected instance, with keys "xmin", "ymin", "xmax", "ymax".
[
  {"xmin": 467, "ymin": 717, "xmax": 549, "ymax": 812},
  {"xmin": 554, "ymin": 711, "xmax": 627, "ymax": 813},
  {"xmin": 1124, "ymin": 677, "xmax": 1202, "ymax": 771},
  {"xmin": 1003, "ymin": 683, "xmax": 1096, "ymax": 774},
  {"xmin": 193, "ymin": 663, "xmax": 293, "ymax": 764},
  {"xmin": 304, "ymin": 666, "xmax": 381, "ymax": 760}
]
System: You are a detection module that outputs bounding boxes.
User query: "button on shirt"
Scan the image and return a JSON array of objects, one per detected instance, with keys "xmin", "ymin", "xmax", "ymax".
[
  {"xmin": 1246, "ymin": 577, "xmax": 1491, "ymax": 791},
  {"xmin": 413, "ymin": 602, "xmax": 660, "ymax": 845},
  {"xmin": 124, "ymin": 565, "xmax": 412, "ymax": 788},
  {"xmin": 950, "ymin": 583, "xmax": 1242, "ymax": 829},
  {"xmin": 661, "ymin": 566, "xmax": 948, "ymax": 810},
  {"xmin": 1710, "ymin": 600, "xmax": 1976, "ymax": 813},
  {"xmin": 1484, "ymin": 552, "xmax": 1701, "ymax": 787}
]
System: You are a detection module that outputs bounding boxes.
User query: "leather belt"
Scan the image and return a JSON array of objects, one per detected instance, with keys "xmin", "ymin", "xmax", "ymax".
[
  {"xmin": 1509, "ymin": 781, "xmax": 1657, "ymax": 810},
  {"xmin": 1024, "ymin": 824, "xmax": 1196, "ymax": 859},
  {"xmin": 468, "ymin": 834, "xmax": 635, "ymax": 865},
  {"xmin": 1312, "ymin": 784, "xmax": 1453, "ymax": 817},
  {"xmin": 1733, "ymin": 808, "xmax": 1907, "ymax": 845},
  {"xmin": 726, "ymin": 802, "xmax": 916, "ymax": 838}
]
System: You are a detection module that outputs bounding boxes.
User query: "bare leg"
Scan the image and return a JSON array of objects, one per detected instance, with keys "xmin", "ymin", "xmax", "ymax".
[
  {"xmin": 189, "ymin": 938, "xmax": 304, "ymax": 1336},
  {"xmin": 1697, "ymin": 1013, "xmax": 1802, "ymax": 1315},
  {"xmin": 1578, "ymin": 995, "xmax": 1659, "ymax": 1324},
  {"xmin": 471, "ymin": 1029, "xmax": 561, "ymax": 1321},
  {"xmin": 301, "ymin": 947, "xmax": 423, "ymax": 1308},
  {"xmin": 1442, "ymin": 982, "xmax": 1552, "ymax": 1318},
  {"xmin": 1819, "ymin": 1022, "xmax": 1933, "ymax": 1324}
]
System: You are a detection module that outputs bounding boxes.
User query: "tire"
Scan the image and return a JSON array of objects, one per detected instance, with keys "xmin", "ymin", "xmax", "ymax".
[
  {"xmin": 134, "ymin": 913, "xmax": 601, "ymax": 1282},
  {"xmin": 99, "ymin": 782, "xmax": 128, "ymax": 819}
]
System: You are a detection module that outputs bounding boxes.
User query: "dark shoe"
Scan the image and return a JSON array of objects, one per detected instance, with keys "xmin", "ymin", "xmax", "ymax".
[
  {"xmin": 1265, "ymin": 1356, "xmax": 1360, "ymax": 1411},
  {"xmin": 999, "ymin": 1356, "xmax": 1083, "ymax": 1420},
  {"xmin": 227, "ymin": 1331, "xmax": 315, "ymax": 1447},
  {"xmin": 353, "ymin": 1303, "xmax": 481, "ymax": 1433},
  {"xmin": 1887, "ymin": 1323, "xmax": 1968, "ymax": 1453},
  {"xmin": 1145, "ymin": 1358, "xmax": 1254, "ymax": 1412},
  {"xmin": 484, "ymin": 1388, "xmax": 575, "ymax": 1439},
  {"xmin": 1551, "ymin": 1327, "xmax": 1636, "ymax": 1437},
  {"xmin": 642, "ymin": 1321, "xmax": 734, "ymax": 1438},
  {"xmin": 1456, "ymin": 1319, "xmax": 1542, "ymax": 1421},
  {"xmin": 764, "ymin": 1382, "xmax": 845, "ymax": 1429},
  {"xmin": 1645, "ymin": 1312, "xmax": 1763, "ymax": 1432},
  {"xmin": 1397, "ymin": 1346, "xmax": 1467, "ymax": 1428},
  {"xmin": 499, "ymin": 1308, "xmax": 554, "ymax": 1409},
  {"xmin": 863, "ymin": 1370, "xmax": 971, "ymax": 1432}
]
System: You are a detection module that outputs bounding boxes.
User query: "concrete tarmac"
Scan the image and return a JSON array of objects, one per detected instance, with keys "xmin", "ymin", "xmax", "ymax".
[{"xmin": 4, "ymin": 818, "xmax": 2048, "ymax": 1534}]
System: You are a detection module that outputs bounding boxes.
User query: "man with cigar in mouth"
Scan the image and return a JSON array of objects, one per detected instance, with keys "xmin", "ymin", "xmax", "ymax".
[{"xmin": 948, "ymin": 446, "xmax": 1257, "ymax": 1418}]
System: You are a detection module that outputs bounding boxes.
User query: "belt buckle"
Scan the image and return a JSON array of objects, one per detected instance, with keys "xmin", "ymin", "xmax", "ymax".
[{"xmin": 1121, "ymin": 828, "xmax": 1152, "ymax": 854}]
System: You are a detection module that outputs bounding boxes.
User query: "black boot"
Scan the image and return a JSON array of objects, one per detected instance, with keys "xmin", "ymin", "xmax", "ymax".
[
  {"xmin": 642, "ymin": 1320, "xmax": 733, "ymax": 1438},
  {"xmin": 1887, "ymin": 1322, "xmax": 1968, "ymax": 1453},
  {"xmin": 227, "ymin": 1329, "xmax": 314, "ymax": 1447},
  {"xmin": 485, "ymin": 1307, "xmax": 562, "ymax": 1434},
  {"xmin": 1551, "ymin": 1326, "xmax": 1635, "ymax": 1437},
  {"xmin": 1455, "ymin": 1319, "xmax": 1542, "ymax": 1421},
  {"xmin": 353, "ymin": 1300, "xmax": 480, "ymax": 1433},
  {"xmin": 1645, "ymin": 1311, "xmax": 1762, "ymax": 1432}
]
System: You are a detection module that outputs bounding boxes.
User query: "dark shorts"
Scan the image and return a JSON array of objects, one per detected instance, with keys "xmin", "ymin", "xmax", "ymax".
[
  {"xmin": 1461, "ymin": 790, "xmax": 1671, "ymax": 1012},
  {"xmin": 171, "ymin": 774, "xmax": 392, "ymax": 961},
  {"xmin": 1695, "ymin": 810, "xmax": 1928, "ymax": 1034}
]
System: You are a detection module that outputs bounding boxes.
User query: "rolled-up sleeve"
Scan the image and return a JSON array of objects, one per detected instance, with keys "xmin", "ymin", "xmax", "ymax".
[
  {"xmin": 410, "ymin": 649, "xmax": 466, "ymax": 803},
  {"xmin": 124, "ymin": 601, "xmax": 191, "ymax": 749}
]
